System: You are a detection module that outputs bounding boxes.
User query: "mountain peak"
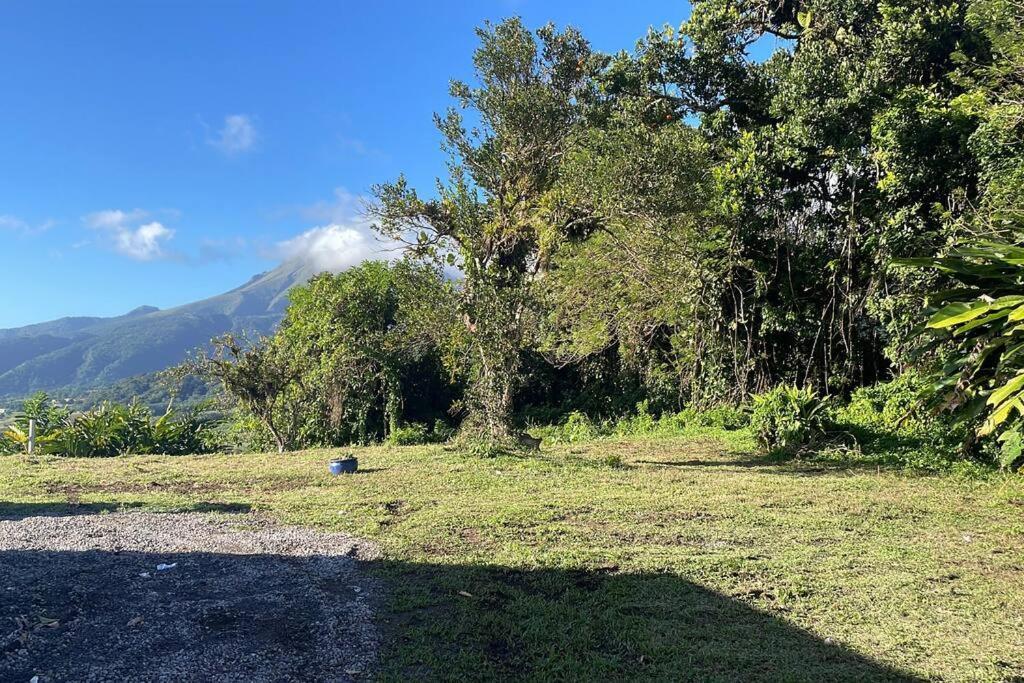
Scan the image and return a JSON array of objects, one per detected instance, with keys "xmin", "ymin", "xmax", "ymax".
[
  {"xmin": 0, "ymin": 263, "xmax": 323, "ymax": 398},
  {"xmin": 126, "ymin": 305, "xmax": 159, "ymax": 316}
]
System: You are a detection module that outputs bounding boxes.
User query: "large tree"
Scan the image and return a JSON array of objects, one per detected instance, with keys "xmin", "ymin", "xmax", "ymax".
[
  {"xmin": 539, "ymin": 105, "xmax": 731, "ymax": 409},
  {"xmin": 276, "ymin": 260, "xmax": 454, "ymax": 443},
  {"xmin": 370, "ymin": 18, "xmax": 598, "ymax": 440},
  {"xmin": 587, "ymin": 0, "xmax": 987, "ymax": 396}
]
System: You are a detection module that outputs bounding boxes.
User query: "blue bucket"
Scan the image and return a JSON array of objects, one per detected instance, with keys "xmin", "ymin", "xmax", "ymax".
[{"xmin": 329, "ymin": 457, "xmax": 358, "ymax": 475}]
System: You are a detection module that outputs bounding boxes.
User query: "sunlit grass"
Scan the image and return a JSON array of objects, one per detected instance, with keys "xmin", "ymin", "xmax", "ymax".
[{"xmin": 2, "ymin": 429, "xmax": 1022, "ymax": 680}]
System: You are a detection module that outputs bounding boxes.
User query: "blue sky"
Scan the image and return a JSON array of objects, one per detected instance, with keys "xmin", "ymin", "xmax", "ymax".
[{"xmin": 0, "ymin": 0, "xmax": 689, "ymax": 328}]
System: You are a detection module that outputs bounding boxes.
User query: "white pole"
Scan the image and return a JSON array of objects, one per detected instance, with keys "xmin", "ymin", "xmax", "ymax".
[{"xmin": 27, "ymin": 418, "xmax": 35, "ymax": 455}]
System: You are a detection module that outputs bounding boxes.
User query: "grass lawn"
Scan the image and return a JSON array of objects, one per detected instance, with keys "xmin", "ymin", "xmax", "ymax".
[{"xmin": 2, "ymin": 429, "xmax": 1023, "ymax": 681}]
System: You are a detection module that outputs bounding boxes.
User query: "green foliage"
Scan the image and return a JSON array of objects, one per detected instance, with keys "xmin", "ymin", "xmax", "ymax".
[
  {"xmin": 190, "ymin": 333, "xmax": 302, "ymax": 453},
  {"xmin": 832, "ymin": 372, "xmax": 932, "ymax": 438},
  {"xmin": 898, "ymin": 239, "xmax": 1024, "ymax": 463},
  {"xmin": 826, "ymin": 374, "xmax": 978, "ymax": 471},
  {"xmin": 387, "ymin": 423, "xmax": 428, "ymax": 446},
  {"xmin": 192, "ymin": 261, "xmax": 455, "ymax": 452},
  {"xmin": 996, "ymin": 427, "xmax": 1024, "ymax": 470},
  {"xmin": 371, "ymin": 18, "xmax": 599, "ymax": 439},
  {"xmin": 679, "ymin": 405, "xmax": 750, "ymax": 431},
  {"xmin": 534, "ymin": 400, "xmax": 750, "ymax": 445},
  {"xmin": 276, "ymin": 260, "xmax": 455, "ymax": 446},
  {"xmin": 0, "ymin": 392, "xmax": 212, "ymax": 456},
  {"xmin": 750, "ymin": 386, "xmax": 828, "ymax": 456},
  {"xmin": 549, "ymin": 411, "xmax": 600, "ymax": 444},
  {"xmin": 611, "ymin": 400, "xmax": 659, "ymax": 437},
  {"xmin": 387, "ymin": 421, "xmax": 452, "ymax": 448},
  {"xmin": 892, "ymin": 0, "xmax": 1024, "ymax": 469}
]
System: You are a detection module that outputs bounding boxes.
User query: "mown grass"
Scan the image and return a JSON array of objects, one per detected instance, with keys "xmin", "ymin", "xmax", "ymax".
[{"xmin": 2, "ymin": 428, "xmax": 1023, "ymax": 681}]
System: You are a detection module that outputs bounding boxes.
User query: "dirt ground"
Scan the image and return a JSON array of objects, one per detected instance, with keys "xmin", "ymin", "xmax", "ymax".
[{"xmin": 0, "ymin": 512, "xmax": 381, "ymax": 683}]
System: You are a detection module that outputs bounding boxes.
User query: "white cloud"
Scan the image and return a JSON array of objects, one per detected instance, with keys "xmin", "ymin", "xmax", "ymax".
[
  {"xmin": 83, "ymin": 209, "xmax": 147, "ymax": 231},
  {"xmin": 115, "ymin": 221, "xmax": 174, "ymax": 261},
  {"xmin": 0, "ymin": 215, "xmax": 28, "ymax": 231},
  {"xmin": 209, "ymin": 114, "xmax": 257, "ymax": 154},
  {"xmin": 83, "ymin": 209, "xmax": 176, "ymax": 261},
  {"xmin": 274, "ymin": 223, "xmax": 393, "ymax": 273},
  {"xmin": 0, "ymin": 214, "xmax": 55, "ymax": 235}
]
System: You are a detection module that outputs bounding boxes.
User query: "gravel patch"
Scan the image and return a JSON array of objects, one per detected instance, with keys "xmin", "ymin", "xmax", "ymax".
[{"xmin": 0, "ymin": 512, "xmax": 381, "ymax": 683}]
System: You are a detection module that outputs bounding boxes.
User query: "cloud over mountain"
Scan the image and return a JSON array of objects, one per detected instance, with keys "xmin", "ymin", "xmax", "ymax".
[{"xmin": 273, "ymin": 223, "xmax": 393, "ymax": 273}]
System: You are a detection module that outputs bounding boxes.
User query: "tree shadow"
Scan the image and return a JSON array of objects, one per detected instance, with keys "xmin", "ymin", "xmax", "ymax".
[
  {"xmin": 374, "ymin": 560, "xmax": 923, "ymax": 681},
  {"xmin": 0, "ymin": 501, "xmax": 251, "ymax": 521},
  {"xmin": 633, "ymin": 456, "xmax": 891, "ymax": 478},
  {"xmin": 0, "ymin": 545, "xmax": 924, "ymax": 681},
  {"xmin": 636, "ymin": 458, "xmax": 766, "ymax": 469}
]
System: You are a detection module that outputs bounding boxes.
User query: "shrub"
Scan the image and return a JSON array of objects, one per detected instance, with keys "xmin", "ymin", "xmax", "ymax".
[
  {"xmin": 750, "ymin": 385, "xmax": 828, "ymax": 456},
  {"xmin": 690, "ymin": 405, "xmax": 749, "ymax": 430},
  {"xmin": 830, "ymin": 374, "xmax": 993, "ymax": 472},
  {"xmin": 560, "ymin": 411, "xmax": 599, "ymax": 443},
  {"xmin": 388, "ymin": 422, "xmax": 432, "ymax": 446},
  {"xmin": 432, "ymin": 418, "xmax": 456, "ymax": 443},
  {"xmin": 2, "ymin": 396, "xmax": 214, "ymax": 457},
  {"xmin": 611, "ymin": 400, "xmax": 657, "ymax": 436},
  {"xmin": 832, "ymin": 371, "xmax": 931, "ymax": 438},
  {"xmin": 387, "ymin": 420, "xmax": 457, "ymax": 446}
]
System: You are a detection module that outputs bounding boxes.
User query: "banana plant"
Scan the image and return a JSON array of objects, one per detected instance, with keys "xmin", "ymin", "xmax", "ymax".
[
  {"xmin": 2, "ymin": 424, "xmax": 58, "ymax": 454},
  {"xmin": 898, "ymin": 238, "xmax": 1024, "ymax": 467}
]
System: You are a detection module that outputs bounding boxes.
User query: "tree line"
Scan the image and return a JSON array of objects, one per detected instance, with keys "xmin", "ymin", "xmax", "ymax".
[{"xmin": 156, "ymin": 0, "xmax": 1024, "ymax": 463}]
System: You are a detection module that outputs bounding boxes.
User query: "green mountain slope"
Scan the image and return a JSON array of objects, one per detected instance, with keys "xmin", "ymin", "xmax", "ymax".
[{"xmin": 0, "ymin": 259, "xmax": 324, "ymax": 398}]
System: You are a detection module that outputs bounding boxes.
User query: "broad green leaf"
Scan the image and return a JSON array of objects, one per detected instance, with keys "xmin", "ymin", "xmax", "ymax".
[
  {"xmin": 927, "ymin": 300, "xmax": 992, "ymax": 328},
  {"xmin": 981, "ymin": 396, "xmax": 1024, "ymax": 435},
  {"xmin": 990, "ymin": 295, "xmax": 1024, "ymax": 309},
  {"xmin": 987, "ymin": 373, "xmax": 1024, "ymax": 406},
  {"xmin": 956, "ymin": 308, "xmax": 1011, "ymax": 334},
  {"xmin": 998, "ymin": 429, "xmax": 1024, "ymax": 469}
]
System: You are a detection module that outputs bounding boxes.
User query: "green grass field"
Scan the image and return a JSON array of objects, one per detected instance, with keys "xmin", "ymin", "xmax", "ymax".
[{"xmin": 2, "ymin": 429, "xmax": 1023, "ymax": 681}]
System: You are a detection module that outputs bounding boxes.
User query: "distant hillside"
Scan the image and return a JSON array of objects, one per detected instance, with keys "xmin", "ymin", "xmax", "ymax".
[{"xmin": 0, "ymin": 258, "xmax": 329, "ymax": 400}]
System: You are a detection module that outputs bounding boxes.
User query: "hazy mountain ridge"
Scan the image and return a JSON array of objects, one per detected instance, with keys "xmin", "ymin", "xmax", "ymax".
[{"xmin": 0, "ymin": 259, "xmax": 322, "ymax": 398}]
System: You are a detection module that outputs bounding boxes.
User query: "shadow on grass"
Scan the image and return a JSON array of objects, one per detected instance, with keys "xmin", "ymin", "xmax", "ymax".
[
  {"xmin": 0, "ymin": 501, "xmax": 251, "ymax": 521},
  {"xmin": 632, "ymin": 455, "xmax": 890, "ymax": 477},
  {"xmin": 0, "ymin": 544, "xmax": 924, "ymax": 681},
  {"xmin": 636, "ymin": 458, "xmax": 765, "ymax": 469},
  {"xmin": 375, "ymin": 560, "xmax": 920, "ymax": 681}
]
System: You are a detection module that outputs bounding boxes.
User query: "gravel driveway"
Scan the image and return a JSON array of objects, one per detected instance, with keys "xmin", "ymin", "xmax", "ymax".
[{"xmin": 0, "ymin": 512, "xmax": 381, "ymax": 683}]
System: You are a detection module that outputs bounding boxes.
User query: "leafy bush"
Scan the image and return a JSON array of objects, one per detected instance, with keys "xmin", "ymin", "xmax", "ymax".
[
  {"xmin": 829, "ymin": 374, "xmax": 1000, "ymax": 472},
  {"xmin": 681, "ymin": 405, "xmax": 749, "ymax": 431},
  {"xmin": 750, "ymin": 386, "xmax": 828, "ymax": 456},
  {"xmin": 432, "ymin": 418, "xmax": 456, "ymax": 443},
  {"xmin": 387, "ymin": 420, "xmax": 457, "ymax": 446},
  {"xmin": 829, "ymin": 372, "xmax": 955, "ymax": 451},
  {"xmin": 611, "ymin": 401, "xmax": 657, "ymax": 436},
  {"xmin": 559, "ymin": 411, "xmax": 600, "ymax": 443},
  {"xmin": 899, "ymin": 239, "xmax": 1024, "ymax": 465},
  {"xmin": 994, "ymin": 428, "xmax": 1024, "ymax": 471},
  {"xmin": 1, "ymin": 393, "xmax": 214, "ymax": 456},
  {"xmin": 530, "ymin": 401, "xmax": 751, "ymax": 445},
  {"xmin": 388, "ymin": 422, "xmax": 432, "ymax": 446}
]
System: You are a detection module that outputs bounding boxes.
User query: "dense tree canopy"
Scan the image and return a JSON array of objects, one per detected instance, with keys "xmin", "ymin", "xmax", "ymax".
[
  {"xmin": 370, "ymin": 19, "xmax": 600, "ymax": 442},
  {"xmin": 194, "ymin": 0, "xmax": 1024, "ymax": 463}
]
